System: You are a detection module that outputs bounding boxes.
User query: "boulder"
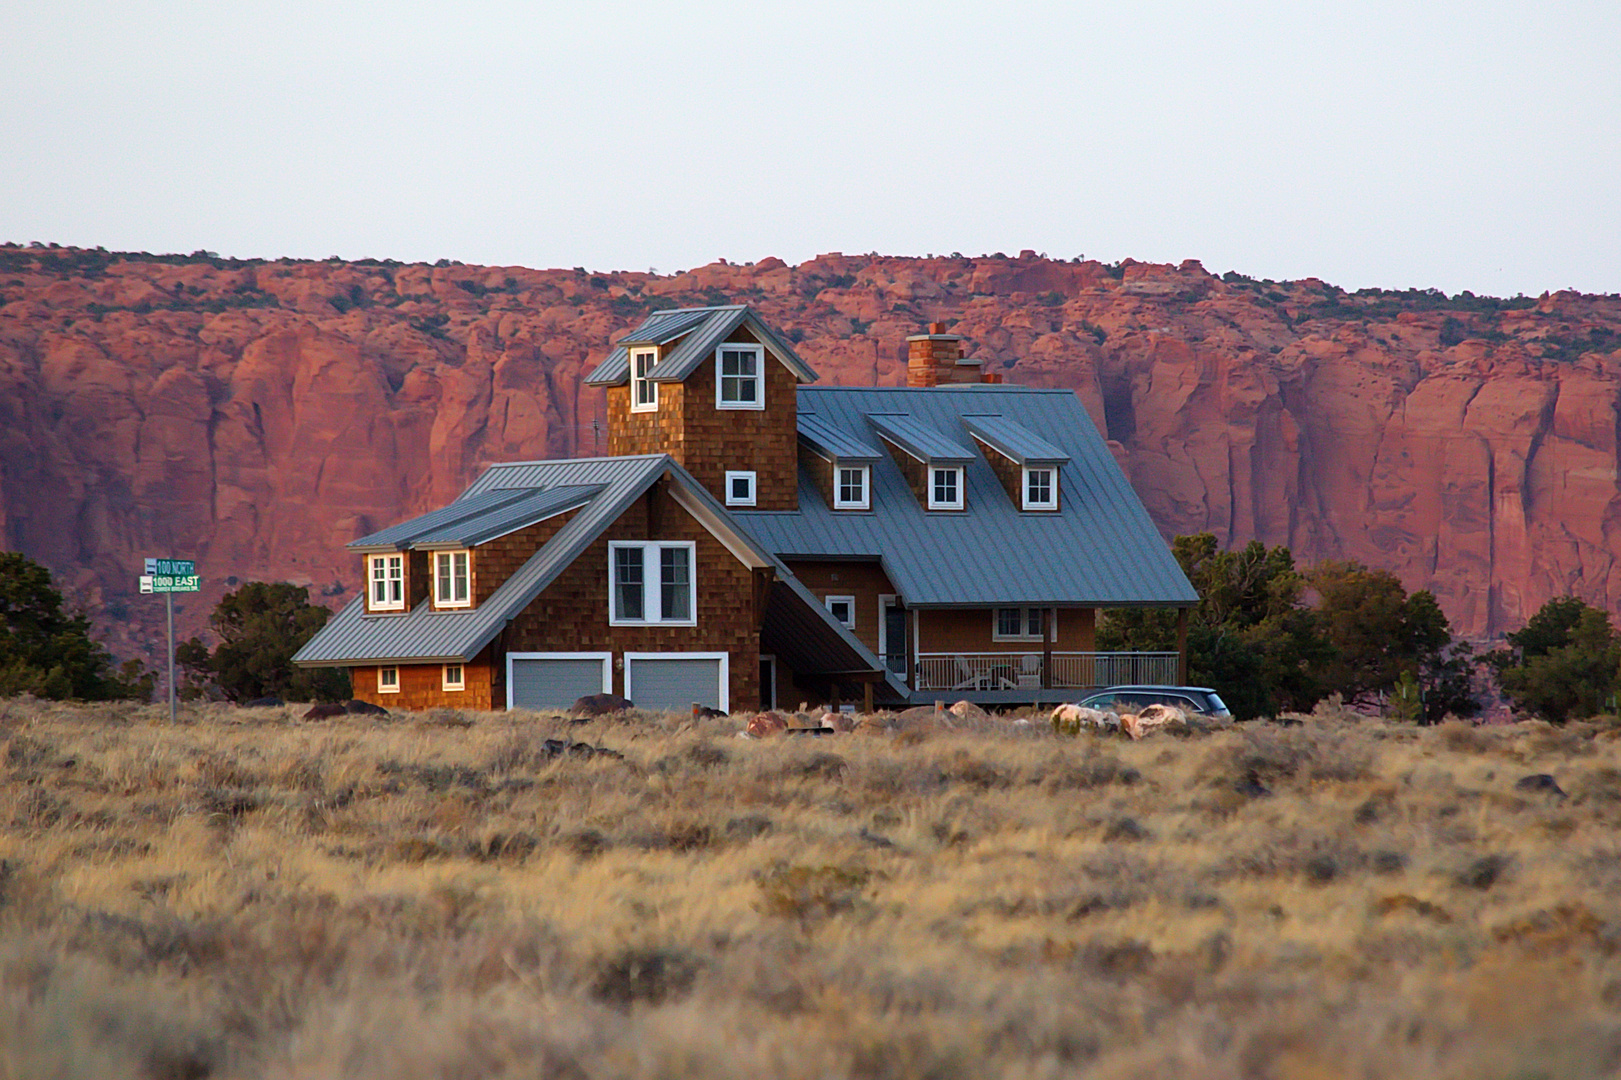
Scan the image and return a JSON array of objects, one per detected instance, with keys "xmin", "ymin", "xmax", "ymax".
[
  {"xmin": 745, "ymin": 712, "xmax": 788, "ymax": 738},
  {"xmin": 573, "ymin": 693, "xmax": 634, "ymax": 717},
  {"xmin": 301, "ymin": 703, "xmax": 347, "ymax": 720},
  {"xmin": 345, "ymin": 698, "xmax": 389, "ymax": 716},
  {"xmin": 1051, "ymin": 703, "xmax": 1118, "ymax": 736}
]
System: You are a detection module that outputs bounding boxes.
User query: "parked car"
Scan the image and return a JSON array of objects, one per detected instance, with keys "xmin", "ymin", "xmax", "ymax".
[{"xmin": 1075, "ymin": 685, "xmax": 1232, "ymax": 719}]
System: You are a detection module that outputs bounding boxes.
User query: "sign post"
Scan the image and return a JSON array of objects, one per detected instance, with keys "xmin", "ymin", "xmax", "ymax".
[{"xmin": 141, "ymin": 558, "xmax": 200, "ymax": 723}]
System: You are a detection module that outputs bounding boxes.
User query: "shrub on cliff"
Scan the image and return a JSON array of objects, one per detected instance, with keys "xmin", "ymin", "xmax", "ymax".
[
  {"xmin": 177, "ymin": 582, "xmax": 347, "ymax": 703},
  {"xmin": 1489, "ymin": 597, "xmax": 1621, "ymax": 722},
  {"xmin": 0, "ymin": 551, "xmax": 149, "ymax": 700}
]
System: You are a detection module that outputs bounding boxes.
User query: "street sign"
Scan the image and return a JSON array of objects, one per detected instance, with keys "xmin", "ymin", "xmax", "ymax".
[
  {"xmin": 144, "ymin": 574, "xmax": 201, "ymax": 593},
  {"xmin": 145, "ymin": 558, "xmax": 195, "ymax": 577}
]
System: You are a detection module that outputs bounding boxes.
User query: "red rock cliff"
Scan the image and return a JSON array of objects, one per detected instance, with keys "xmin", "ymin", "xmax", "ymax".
[{"xmin": 2, "ymin": 245, "xmax": 1618, "ymax": 662}]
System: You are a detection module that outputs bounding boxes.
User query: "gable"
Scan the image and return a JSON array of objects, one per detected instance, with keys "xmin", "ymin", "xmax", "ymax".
[{"xmin": 584, "ymin": 305, "xmax": 817, "ymax": 387}]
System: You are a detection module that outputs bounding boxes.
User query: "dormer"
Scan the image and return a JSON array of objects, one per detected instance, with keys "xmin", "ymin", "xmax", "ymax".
[
  {"xmin": 346, "ymin": 486, "xmax": 601, "ymax": 614},
  {"xmin": 867, "ymin": 414, "xmax": 977, "ymax": 512},
  {"xmin": 964, "ymin": 415, "xmax": 1070, "ymax": 512},
  {"xmin": 798, "ymin": 413, "xmax": 882, "ymax": 511},
  {"xmin": 586, "ymin": 306, "xmax": 817, "ymax": 511}
]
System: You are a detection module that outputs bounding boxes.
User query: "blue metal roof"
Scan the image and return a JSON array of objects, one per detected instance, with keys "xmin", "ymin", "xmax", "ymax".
[
  {"xmin": 347, "ymin": 486, "xmax": 602, "ymax": 552},
  {"xmin": 867, "ymin": 413, "xmax": 978, "ymax": 465},
  {"xmin": 798, "ymin": 412, "xmax": 883, "ymax": 462},
  {"xmin": 736, "ymin": 386, "xmax": 1198, "ymax": 608},
  {"xmin": 583, "ymin": 305, "xmax": 817, "ymax": 387},
  {"xmin": 962, "ymin": 415, "xmax": 1070, "ymax": 465}
]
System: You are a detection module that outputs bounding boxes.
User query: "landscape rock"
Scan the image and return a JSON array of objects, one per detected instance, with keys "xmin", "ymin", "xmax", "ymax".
[
  {"xmin": 301, "ymin": 703, "xmax": 346, "ymax": 721},
  {"xmin": 344, "ymin": 699, "xmax": 388, "ymax": 716},
  {"xmin": 1514, "ymin": 773, "xmax": 1568, "ymax": 798},
  {"xmin": 948, "ymin": 700, "xmax": 990, "ymax": 721},
  {"xmin": 745, "ymin": 712, "xmax": 788, "ymax": 738},
  {"xmin": 1051, "ymin": 703, "xmax": 1119, "ymax": 736},
  {"xmin": 573, "ymin": 693, "xmax": 634, "ymax": 717}
]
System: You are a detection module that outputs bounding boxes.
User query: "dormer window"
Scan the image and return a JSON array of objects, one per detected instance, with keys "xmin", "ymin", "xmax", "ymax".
[
  {"xmin": 433, "ymin": 550, "xmax": 471, "ymax": 608},
  {"xmin": 1023, "ymin": 467, "xmax": 1058, "ymax": 511},
  {"xmin": 368, "ymin": 554, "xmax": 405, "ymax": 612},
  {"xmin": 630, "ymin": 349, "xmax": 658, "ymax": 413},
  {"xmin": 928, "ymin": 466, "xmax": 964, "ymax": 511},
  {"xmin": 835, "ymin": 465, "xmax": 870, "ymax": 510},
  {"xmin": 716, "ymin": 344, "xmax": 764, "ymax": 409}
]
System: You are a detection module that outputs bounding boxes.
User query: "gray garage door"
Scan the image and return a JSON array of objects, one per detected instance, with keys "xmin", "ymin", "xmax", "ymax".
[
  {"xmin": 508, "ymin": 654, "xmax": 609, "ymax": 710},
  {"xmin": 626, "ymin": 655, "xmax": 725, "ymax": 712}
]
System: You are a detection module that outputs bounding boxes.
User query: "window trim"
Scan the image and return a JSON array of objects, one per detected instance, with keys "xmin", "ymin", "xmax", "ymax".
[
  {"xmin": 927, "ymin": 465, "xmax": 965, "ymax": 511},
  {"xmin": 608, "ymin": 540, "xmax": 698, "ymax": 627},
  {"xmin": 630, "ymin": 348, "xmax": 659, "ymax": 413},
  {"xmin": 1022, "ymin": 466, "xmax": 1058, "ymax": 511},
  {"xmin": 432, "ymin": 549, "xmax": 472, "ymax": 609},
  {"xmin": 724, "ymin": 470, "xmax": 758, "ymax": 507},
  {"xmin": 833, "ymin": 464, "xmax": 870, "ymax": 510},
  {"xmin": 368, "ymin": 553, "xmax": 405, "ymax": 612},
  {"xmin": 378, "ymin": 666, "xmax": 400, "ymax": 694},
  {"xmin": 825, "ymin": 595, "xmax": 857, "ymax": 630},
  {"xmin": 715, "ymin": 343, "xmax": 765, "ymax": 411},
  {"xmin": 442, "ymin": 663, "xmax": 464, "ymax": 692},
  {"xmin": 992, "ymin": 607, "xmax": 1055, "ymax": 643}
]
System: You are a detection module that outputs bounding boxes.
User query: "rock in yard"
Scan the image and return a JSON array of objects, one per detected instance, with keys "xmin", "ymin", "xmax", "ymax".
[
  {"xmin": 1514, "ymin": 773, "xmax": 1567, "ymax": 798},
  {"xmin": 345, "ymin": 699, "xmax": 389, "ymax": 716},
  {"xmin": 301, "ymin": 703, "xmax": 347, "ymax": 721},
  {"xmin": 745, "ymin": 712, "xmax": 788, "ymax": 738},
  {"xmin": 573, "ymin": 693, "xmax": 634, "ymax": 717}
]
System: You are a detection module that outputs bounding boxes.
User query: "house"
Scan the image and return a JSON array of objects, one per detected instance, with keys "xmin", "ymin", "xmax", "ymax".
[{"xmin": 294, "ymin": 305, "xmax": 1197, "ymax": 711}]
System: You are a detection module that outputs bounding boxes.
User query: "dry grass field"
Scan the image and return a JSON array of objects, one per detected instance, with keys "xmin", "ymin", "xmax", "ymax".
[{"xmin": 3, "ymin": 698, "xmax": 1620, "ymax": 1080}]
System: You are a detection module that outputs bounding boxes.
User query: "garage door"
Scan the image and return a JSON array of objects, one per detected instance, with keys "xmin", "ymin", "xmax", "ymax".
[
  {"xmin": 624, "ymin": 652, "xmax": 728, "ymax": 713},
  {"xmin": 507, "ymin": 653, "xmax": 611, "ymax": 710}
]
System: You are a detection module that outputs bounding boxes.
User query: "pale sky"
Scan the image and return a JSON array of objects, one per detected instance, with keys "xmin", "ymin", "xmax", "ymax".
[{"xmin": 4, "ymin": 1, "xmax": 1617, "ymax": 296}]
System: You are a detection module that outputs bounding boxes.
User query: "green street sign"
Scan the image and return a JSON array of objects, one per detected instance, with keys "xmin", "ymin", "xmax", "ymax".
[
  {"xmin": 145, "ymin": 558, "xmax": 195, "ymax": 577},
  {"xmin": 140, "ymin": 574, "xmax": 201, "ymax": 593}
]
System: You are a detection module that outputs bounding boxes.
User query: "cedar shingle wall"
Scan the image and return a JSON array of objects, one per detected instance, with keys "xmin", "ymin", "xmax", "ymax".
[
  {"xmin": 976, "ymin": 438, "xmax": 1023, "ymax": 508},
  {"xmin": 504, "ymin": 479, "xmax": 761, "ymax": 711},
  {"xmin": 606, "ymin": 330, "xmax": 799, "ymax": 512},
  {"xmin": 349, "ymin": 650, "xmax": 495, "ymax": 711},
  {"xmin": 781, "ymin": 559, "xmax": 896, "ymax": 657},
  {"xmin": 916, "ymin": 608, "xmax": 1095, "ymax": 653}
]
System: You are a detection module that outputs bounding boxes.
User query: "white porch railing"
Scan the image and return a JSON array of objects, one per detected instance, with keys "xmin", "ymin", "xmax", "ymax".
[{"xmin": 913, "ymin": 651, "xmax": 1180, "ymax": 692}]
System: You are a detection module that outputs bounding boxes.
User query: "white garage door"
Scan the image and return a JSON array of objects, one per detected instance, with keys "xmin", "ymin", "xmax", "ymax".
[
  {"xmin": 507, "ymin": 652, "xmax": 612, "ymax": 710},
  {"xmin": 624, "ymin": 652, "xmax": 728, "ymax": 713}
]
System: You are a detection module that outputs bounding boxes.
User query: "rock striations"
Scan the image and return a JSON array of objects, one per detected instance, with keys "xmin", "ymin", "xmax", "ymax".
[{"xmin": 2, "ymin": 244, "xmax": 1619, "ymax": 661}]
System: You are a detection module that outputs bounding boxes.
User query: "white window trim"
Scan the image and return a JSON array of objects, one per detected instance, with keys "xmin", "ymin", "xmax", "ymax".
[
  {"xmin": 630, "ymin": 348, "xmax": 659, "ymax": 413},
  {"xmin": 927, "ymin": 466, "xmax": 965, "ymax": 511},
  {"xmin": 608, "ymin": 540, "xmax": 698, "ymax": 626},
  {"xmin": 724, "ymin": 470, "xmax": 757, "ymax": 507},
  {"xmin": 504, "ymin": 652, "xmax": 612, "ymax": 710},
  {"xmin": 368, "ymin": 553, "xmax": 405, "ymax": 612},
  {"xmin": 715, "ymin": 343, "xmax": 765, "ymax": 411},
  {"xmin": 442, "ymin": 664, "xmax": 464, "ymax": 692},
  {"xmin": 992, "ymin": 607, "xmax": 1056, "ymax": 643},
  {"xmin": 1023, "ymin": 466, "xmax": 1058, "ymax": 511},
  {"xmin": 624, "ymin": 651, "xmax": 730, "ymax": 713},
  {"xmin": 378, "ymin": 666, "xmax": 400, "ymax": 694},
  {"xmin": 432, "ymin": 549, "xmax": 472, "ymax": 609},
  {"xmin": 825, "ymin": 595, "xmax": 857, "ymax": 630},
  {"xmin": 833, "ymin": 464, "xmax": 870, "ymax": 510}
]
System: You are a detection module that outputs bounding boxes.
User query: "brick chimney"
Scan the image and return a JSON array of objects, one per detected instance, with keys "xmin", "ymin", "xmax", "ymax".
[{"xmin": 907, "ymin": 323, "xmax": 991, "ymax": 386}]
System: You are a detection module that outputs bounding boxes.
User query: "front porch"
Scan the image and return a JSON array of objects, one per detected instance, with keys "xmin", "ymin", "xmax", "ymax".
[{"xmin": 904, "ymin": 650, "xmax": 1182, "ymax": 706}]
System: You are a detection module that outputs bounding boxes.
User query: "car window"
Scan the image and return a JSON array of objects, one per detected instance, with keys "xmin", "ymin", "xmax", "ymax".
[{"xmin": 1080, "ymin": 693, "xmax": 1115, "ymax": 709}]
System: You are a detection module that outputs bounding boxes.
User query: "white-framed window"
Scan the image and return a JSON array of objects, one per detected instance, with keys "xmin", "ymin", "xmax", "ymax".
[
  {"xmin": 433, "ymin": 550, "xmax": 471, "ymax": 608},
  {"xmin": 378, "ymin": 666, "xmax": 400, "ymax": 693},
  {"xmin": 825, "ymin": 595, "xmax": 856, "ymax": 629},
  {"xmin": 630, "ymin": 349, "xmax": 658, "ymax": 412},
  {"xmin": 442, "ymin": 664, "xmax": 464, "ymax": 691},
  {"xmin": 716, "ymin": 344, "xmax": 764, "ymax": 409},
  {"xmin": 1023, "ymin": 466, "xmax": 1058, "ymax": 511},
  {"xmin": 993, "ymin": 607, "xmax": 1053, "ymax": 642},
  {"xmin": 928, "ymin": 466, "xmax": 964, "ymax": 510},
  {"xmin": 834, "ymin": 465, "xmax": 869, "ymax": 510},
  {"xmin": 368, "ymin": 553, "xmax": 405, "ymax": 611},
  {"xmin": 725, "ymin": 470, "xmax": 757, "ymax": 507},
  {"xmin": 609, "ymin": 541, "xmax": 696, "ymax": 626}
]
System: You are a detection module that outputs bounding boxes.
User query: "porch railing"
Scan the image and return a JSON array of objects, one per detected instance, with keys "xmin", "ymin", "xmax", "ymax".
[{"xmin": 912, "ymin": 651, "xmax": 1180, "ymax": 693}]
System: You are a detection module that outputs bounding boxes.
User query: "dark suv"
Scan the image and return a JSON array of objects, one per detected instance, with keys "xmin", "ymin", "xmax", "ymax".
[{"xmin": 1075, "ymin": 685, "xmax": 1231, "ymax": 719}]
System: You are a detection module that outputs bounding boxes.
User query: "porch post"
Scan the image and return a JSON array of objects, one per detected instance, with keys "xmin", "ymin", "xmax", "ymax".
[
  {"xmin": 1177, "ymin": 607, "xmax": 1189, "ymax": 684},
  {"xmin": 1042, "ymin": 607, "xmax": 1055, "ymax": 689}
]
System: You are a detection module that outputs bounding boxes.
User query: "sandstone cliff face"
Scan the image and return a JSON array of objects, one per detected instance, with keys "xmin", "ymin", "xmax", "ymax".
[{"xmin": 2, "ymin": 245, "xmax": 1618, "ymax": 662}]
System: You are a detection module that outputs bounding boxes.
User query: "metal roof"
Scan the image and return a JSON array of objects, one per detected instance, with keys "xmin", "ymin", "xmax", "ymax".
[
  {"xmin": 347, "ymin": 486, "xmax": 601, "ymax": 552},
  {"xmin": 798, "ymin": 412, "xmax": 883, "ymax": 462},
  {"xmin": 866, "ymin": 413, "xmax": 978, "ymax": 465},
  {"xmin": 735, "ymin": 386, "xmax": 1198, "ymax": 608},
  {"xmin": 583, "ymin": 305, "xmax": 818, "ymax": 387},
  {"xmin": 962, "ymin": 415, "xmax": 1070, "ymax": 465}
]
